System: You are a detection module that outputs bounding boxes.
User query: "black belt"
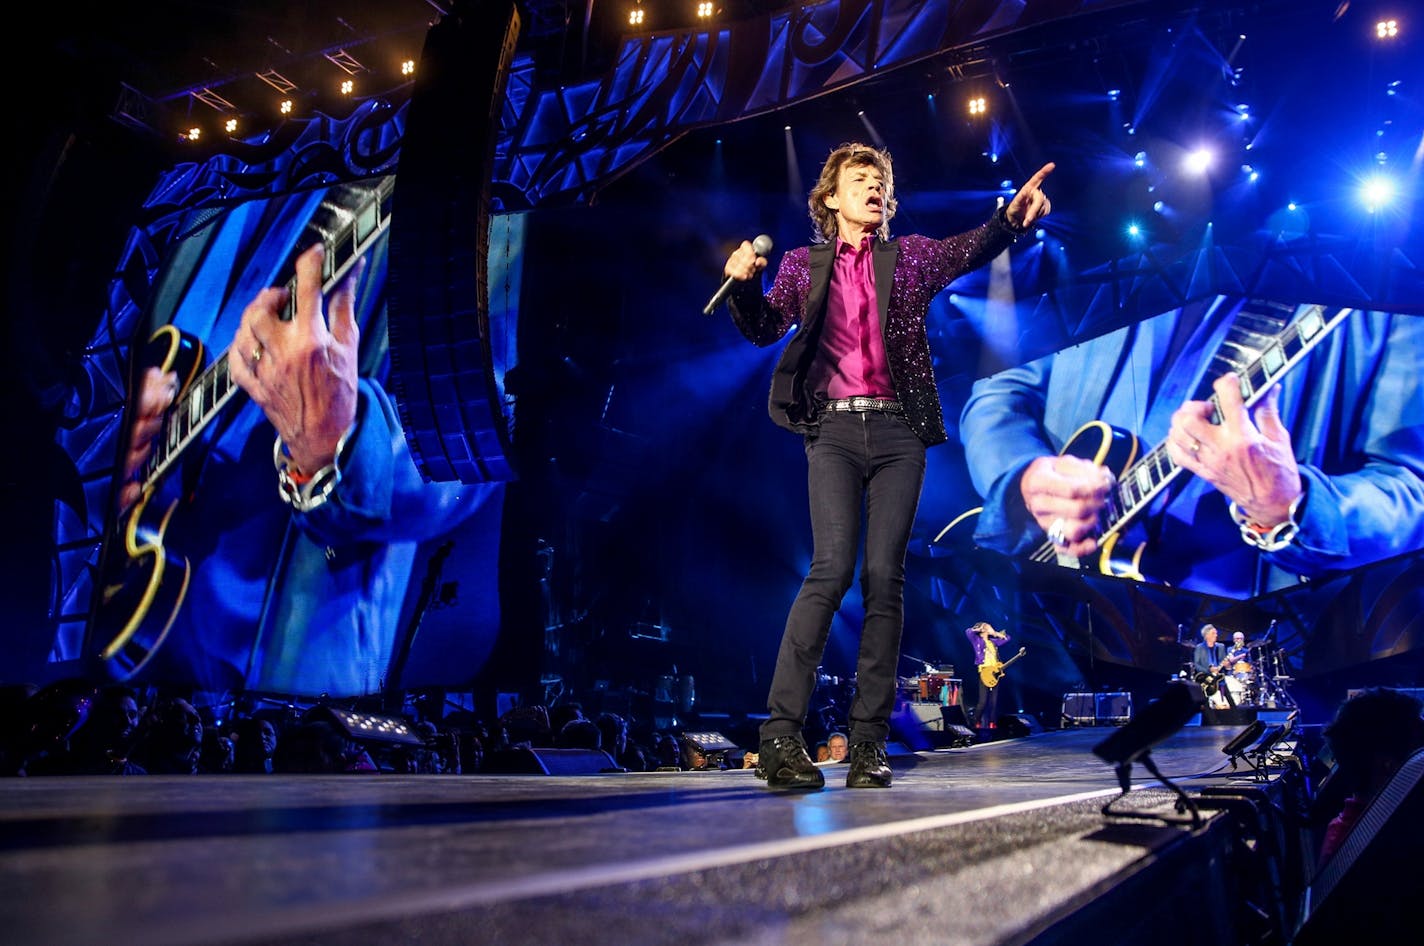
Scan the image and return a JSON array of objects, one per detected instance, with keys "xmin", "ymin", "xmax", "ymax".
[{"xmin": 821, "ymin": 397, "xmax": 902, "ymax": 414}]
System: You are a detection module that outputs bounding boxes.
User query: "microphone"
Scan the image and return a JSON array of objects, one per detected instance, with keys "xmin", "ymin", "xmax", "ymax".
[{"xmin": 703, "ymin": 234, "xmax": 772, "ymax": 315}]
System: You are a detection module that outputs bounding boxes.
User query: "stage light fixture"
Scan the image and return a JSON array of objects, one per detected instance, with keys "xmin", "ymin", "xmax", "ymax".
[
  {"xmin": 314, "ymin": 706, "xmax": 425, "ymax": 746},
  {"xmin": 280, "ymin": 99, "xmax": 294, "ymax": 115},
  {"xmin": 1133, "ymin": 151, "xmax": 1147, "ymax": 168},
  {"xmin": 968, "ymin": 96, "xmax": 987, "ymax": 115},
  {"xmin": 1221, "ymin": 719, "xmax": 1266, "ymax": 761},
  {"xmin": 340, "ymin": 79, "xmax": 355, "ymax": 96},
  {"xmin": 1376, "ymin": 19, "xmax": 1399, "ymax": 40},
  {"xmin": 1362, "ymin": 175, "xmax": 1397, "ymax": 211},
  {"xmin": 1092, "ymin": 681, "xmax": 1205, "ymax": 826},
  {"xmin": 696, "ymin": 1, "xmax": 713, "ymax": 18},
  {"xmin": 1127, "ymin": 223, "xmax": 1142, "ymax": 238},
  {"xmin": 186, "ymin": 126, "xmax": 202, "ymax": 142},
  {"xmin": 224, "ymin": 118, "xmax": 238, "ymax": 135},
  {"xmin": 629, "ymin": 7, "xmax": 645, "ymax": 26},
  {"xmin": 681, "ymin": 731, "xmax": 738, "ymax": 753},
  {"xmin": 680, "ymin": 731, "xmax": 738, "ymax": 769},
  {"xmin": 1183, "ymin": 148, "xmax": 1214, "ymax": 175},
  {"xmin": 401, "ymin": 59, "xmax": 416, "ymax": 77}
]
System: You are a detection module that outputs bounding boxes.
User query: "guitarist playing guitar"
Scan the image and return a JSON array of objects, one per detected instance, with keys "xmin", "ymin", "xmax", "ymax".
[
  {"xmin": 955, "ymin": 297, "xmax": 1424, "ymax": 598},
  {"xmin": 966, "ymin": 622, "xmax": 1025, "ymax": 729},
  {"xmin": 93, "ymin": 180, "xmax": 484, "ymax": 693},
  {"xmin": 1191, "ymin": 623, "xmax": 1236, "ymax": 708}
]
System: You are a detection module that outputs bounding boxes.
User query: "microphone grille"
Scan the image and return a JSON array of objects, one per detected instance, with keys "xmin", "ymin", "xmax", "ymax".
[{"xmin": 751, "ymin": 234, "xmax": 773, "ymax": 256}]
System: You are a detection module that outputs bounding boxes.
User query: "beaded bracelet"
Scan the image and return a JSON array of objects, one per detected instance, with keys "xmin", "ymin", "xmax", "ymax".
[
  {"xmin": 1228, "ymin": 492, "xmax": 1304, "ymax": 553},
  {"xmin": 273, "ymin": 425, "xmax": 354, "ymax": 513}
]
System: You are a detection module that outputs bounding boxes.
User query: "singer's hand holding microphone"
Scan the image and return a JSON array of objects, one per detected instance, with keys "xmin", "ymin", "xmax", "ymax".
[{"xmin": 704, "ymin": 234, "xmax": 772, "ymax": 315}]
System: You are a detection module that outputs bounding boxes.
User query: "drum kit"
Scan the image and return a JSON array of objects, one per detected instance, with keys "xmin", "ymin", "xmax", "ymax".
[{"xmin": 1187, "ymin": 636, "xmax": 1294, "ymax": 710}]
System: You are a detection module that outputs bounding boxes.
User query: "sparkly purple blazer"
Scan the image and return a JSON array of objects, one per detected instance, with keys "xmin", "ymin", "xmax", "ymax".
[{"xmin": 728, "ymin": 210, "xmax": 1021, "ymax": 446}]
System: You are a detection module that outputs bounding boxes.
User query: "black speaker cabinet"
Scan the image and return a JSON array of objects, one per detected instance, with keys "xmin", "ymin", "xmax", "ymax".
[
  {"xmin": 996, "ymin": 713, "xmax": 1042, "ymax": 738},
  {"xmin": 891, "ymin": 701, "xmax": 976, "ymax": 749}
]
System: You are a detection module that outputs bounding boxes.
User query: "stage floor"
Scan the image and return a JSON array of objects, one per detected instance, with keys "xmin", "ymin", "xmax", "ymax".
[{"xmin": 0, "ymin": 724, "xmax": 1304, "ymax": 945}]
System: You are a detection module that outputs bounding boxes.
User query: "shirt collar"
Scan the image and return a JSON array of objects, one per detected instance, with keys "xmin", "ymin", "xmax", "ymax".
[{"xmin": 837, "ymin": 234, "xmax": 874, "ymax": 254}]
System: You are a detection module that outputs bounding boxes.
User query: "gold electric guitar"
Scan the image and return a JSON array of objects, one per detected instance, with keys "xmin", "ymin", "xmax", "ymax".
[
  {"xmin": 941, "ymin": 301, "xmax": 1353, "ymax": 581},
  {"xmin": 91, "ymin": 177, "xmax": 395, "ymax": 681},
  {"xmin": 980, "ymin": 647, "xmax": 1027, "ymax": 689}
]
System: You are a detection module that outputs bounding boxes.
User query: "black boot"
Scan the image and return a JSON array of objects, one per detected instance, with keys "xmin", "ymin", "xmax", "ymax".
[
  {"xmin": 756, "ymin": 734, "xmax": 825, "ymax": 791},
  {"xmin": 846, "ymin": 741, "xmax": 892, "ymax": 788}
]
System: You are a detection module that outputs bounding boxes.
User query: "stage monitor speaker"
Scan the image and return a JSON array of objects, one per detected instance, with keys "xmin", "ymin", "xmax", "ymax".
[
  {"xmin": 1295, "ymin": 746, "xmax": 1424, "ymax": 944},
  {"xmin": 1096, "ymin": 692, "xmax": 1133, "ymax": 725},
  {"xmin": 482, "ymin": 747, "xmax": 619, "ymax": 775},
  {"xmin": 996, "ymin": 713, "xmax": 1042, "ymax": 738},
  {"xmin": 1063, "ymin": 692, "xmax": 1095, "ymax": 726},
  {"xmin": 891, "ymin": 701, "xmax": 976, "ymax": 750},
  {"xmin": 942, "ymin": 704, "xmax": 972, "ymax": 729}
]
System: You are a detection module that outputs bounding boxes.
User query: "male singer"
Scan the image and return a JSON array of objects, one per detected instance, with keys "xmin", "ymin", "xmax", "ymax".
[{"xmin": 717, "ymin": 142, "xmax": 1053, "ymax": 790}]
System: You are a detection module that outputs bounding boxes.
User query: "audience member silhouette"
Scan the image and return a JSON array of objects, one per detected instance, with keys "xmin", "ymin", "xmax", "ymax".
[
  {"xmin": 1317, "ymin": 687, "xmax": 1424, "ymax": 862},
  {"xmin": 548, "ymin": 703, "xmax": 588, "ymax": 741},
  {"xmin": 200, "ymin": 727, "xmax": 234, "ymax": 774},
  {"xmin": 594, "ymin": 712, "xmax": 631, "ymax": 763},
  {"xmin": 272, "ymin": 720, "xmax": 360, "ymax": 773},
  {"xmin": 64, "ymin": 685, "xmax": 147, "ymax": 774},
  {"xmin": 0, "ymin": 683, "xmax": 38, "ymax": 776},
  {"xmin": 135, "ymin": 696, "xmax": 204, "ymax": 774},
  {"xmin": 9, "ymin": 679, "xmax": 96, "ymax": 776},
  {"xmin": 556, "ymin": 717, "xmax": 604, "ymax": 751},
  {"xmin": 231, "ymin": 717, "xmax": 279, "ymax": 774},
  {"xmin": 501, "ymin": 704, "xmax": 553, "ymax": 749}
]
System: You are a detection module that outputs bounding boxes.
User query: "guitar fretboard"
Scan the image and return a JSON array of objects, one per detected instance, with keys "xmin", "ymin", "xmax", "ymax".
[
  {"xmin": 1030, "ymin": 301, "xmax": 1351, "ymax": 566},
  {"xmin": 142, "ymin": 177, "xmax": 396, "ymax": 490}
]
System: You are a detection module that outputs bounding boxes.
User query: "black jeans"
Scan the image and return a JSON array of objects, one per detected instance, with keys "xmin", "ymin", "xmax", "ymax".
[{"xmin": 761, "ymin": 410, "xmax": 927, "ymax": 746}]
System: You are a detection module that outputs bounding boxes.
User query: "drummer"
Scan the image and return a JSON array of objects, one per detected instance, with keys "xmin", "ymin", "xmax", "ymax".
[
  {"xmin": 1226, "ymin": 630, "xmax": 1249, "ymax": 664},
  {"xmin": 1225, "ymin": 630, "xmax": 1253, "ymax": 705}
]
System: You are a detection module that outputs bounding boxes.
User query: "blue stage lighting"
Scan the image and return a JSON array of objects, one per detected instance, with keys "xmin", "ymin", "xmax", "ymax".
[
  {"xmin": 1153, "ymin": 201, "xmax": 1165, "ymax": 214},
  {"xmin": 1362, "ymin": 176, "xmax": 1397, "ymax": 211},
  {"xmin": 1133, "ymin": 151, "xmax": 1146, "ymax": 168},
  {"xmin": 1183, "ymin": 148, "xmax": 1214, "ymax": 175},
  {"xmin": 1127, "ymin": 223, "xmax": 1142, "ymax": 238}
]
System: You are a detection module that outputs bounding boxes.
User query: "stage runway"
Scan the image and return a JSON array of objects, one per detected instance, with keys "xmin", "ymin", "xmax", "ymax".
[{"xmin": 1, "ymin": 724, "xmax": 1311, "ymax": 946}]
